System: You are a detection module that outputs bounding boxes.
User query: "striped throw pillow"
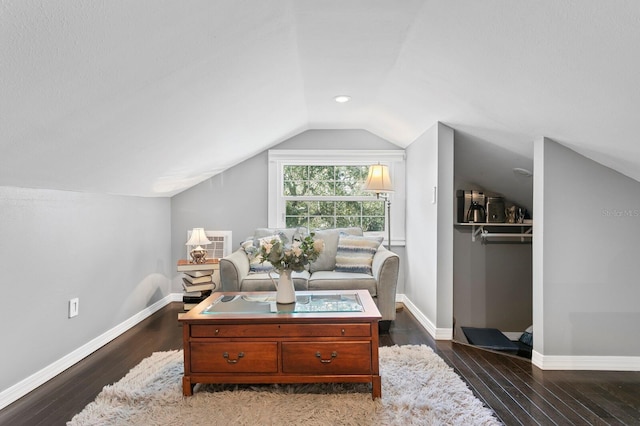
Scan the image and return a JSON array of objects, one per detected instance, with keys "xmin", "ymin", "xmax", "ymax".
[{"xmin": 335, "ymin": 234, "xmax": 383, "ymax": 275}]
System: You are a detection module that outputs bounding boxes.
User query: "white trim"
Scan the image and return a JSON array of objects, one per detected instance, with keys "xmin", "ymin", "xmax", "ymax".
[
  {"xmin": 0, "ymin": 293, "xmax": 181, "ymax": 410},
  {"xmin": 268, "ymin": 150, "xmax": 406, "ymax": 246},
  {"xmin": 532, "ymin": 351, "xmax": 640, "ymax": 371},
  {"xmin": 399, "ymin": 294, "xmax": 453, "ymax": 340},
  {"xmin": 268, "ymin": 149, "xmax": 406, "ymax": 163}
]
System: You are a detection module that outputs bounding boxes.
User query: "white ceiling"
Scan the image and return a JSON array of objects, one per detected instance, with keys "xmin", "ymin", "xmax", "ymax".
[{"xmin": 2, "ymin": 1, "xmax": 639, "ymax": 197}]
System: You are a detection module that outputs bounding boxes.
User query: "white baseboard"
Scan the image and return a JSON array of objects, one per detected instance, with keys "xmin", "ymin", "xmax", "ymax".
[
  {"xmin": 0, "ymin": 293, "xmax": 181, "ymax": 411},
  {"xmin": 397, "ymin": 294, "xmax": 453, "ymax": 340},
  {"xmin": 532, "ymin": 350, "xmax": 640, "ymax": 371}
]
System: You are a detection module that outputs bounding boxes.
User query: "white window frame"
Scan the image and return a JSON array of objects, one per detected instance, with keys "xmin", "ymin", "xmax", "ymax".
[{"xmin": 268, "ymin": 150, "xmax": 406, "ymax": 246}]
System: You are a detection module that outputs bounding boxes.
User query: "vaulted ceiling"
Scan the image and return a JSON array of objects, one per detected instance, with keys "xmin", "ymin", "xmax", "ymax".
[{"xmin": 2, "ymin": 1, "xmax": 639, "ymax": 197}]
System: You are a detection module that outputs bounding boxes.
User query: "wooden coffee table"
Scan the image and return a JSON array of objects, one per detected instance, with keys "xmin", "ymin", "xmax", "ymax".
[{"xmin": 178, "ymin": 290, "xmax": 382, "ymax": 399}]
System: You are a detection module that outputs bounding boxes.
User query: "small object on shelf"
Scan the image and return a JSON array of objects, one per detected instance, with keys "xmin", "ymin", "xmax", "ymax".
[
  {"xmin": 486, "ymin": 196, "xmax": 505, "ymax": 223},
  {"xmin": 506, "ymin": 205, "xmax": 528, "ymax": 224},
  {"xmin": 466, "ymin": 201, "xmax": 486, "ymax": 223},
  {"xmin": 456, "ymin": 190, "xmax": 485, "ymax": 223}
]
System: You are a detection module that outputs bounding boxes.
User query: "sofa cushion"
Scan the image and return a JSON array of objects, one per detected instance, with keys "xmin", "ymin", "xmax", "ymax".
[
  {"xmin": 241, "ymin": 234, "xmax": 281, "ymax": 273},
  {"xmin": 335, "ymin": 234, "xmax": 383, "ymax": 275},
  {"xmin": 309, "ymin": 227, "xmax": 363, "ymax": 273},
  {"xmin": 240, "ymin": 270, "xmax": 310, "ymax": 292},
  {"xmin": 307, "ymin": 270, "xmax": 377, "ymax": 296}
]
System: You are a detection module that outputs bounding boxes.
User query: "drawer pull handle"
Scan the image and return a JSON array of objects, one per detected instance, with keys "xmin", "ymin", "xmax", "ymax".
[
  {"xmin": 315, "ymin": 351, "xmax": 338, "ymax": 363},
  {"xmin": 223, "ymin": 352, "xmax": 244, "ymax": 364}
]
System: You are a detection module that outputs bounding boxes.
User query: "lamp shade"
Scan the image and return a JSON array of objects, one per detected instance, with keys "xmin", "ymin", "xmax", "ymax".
[
  {"xmin": 363, "ymin": 164, "xmax": 393, "ymax": 193},
  {"xmin": 185, "ymin": 228, "xmax": 211, "ymax": 247}
]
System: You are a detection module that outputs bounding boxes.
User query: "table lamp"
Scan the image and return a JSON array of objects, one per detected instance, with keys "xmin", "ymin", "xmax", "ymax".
[{"xmin": 186, "ymin": 228, "xmax": 211, "ymax": 264}]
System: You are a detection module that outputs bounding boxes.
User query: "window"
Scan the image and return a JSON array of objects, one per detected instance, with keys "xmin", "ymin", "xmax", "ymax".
[
  {"xmin": 268, "ymin": 150, "xmax": 406, "ymax": 245},
  {"xmin": 283, "ymin": 165, "xmax": 386, "ymax": 231}
]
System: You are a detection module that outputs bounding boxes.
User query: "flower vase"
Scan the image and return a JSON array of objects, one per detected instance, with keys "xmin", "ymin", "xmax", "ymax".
[{"xmin": 274, "ymin": 269, "xmax": 296, "ymax": 304}]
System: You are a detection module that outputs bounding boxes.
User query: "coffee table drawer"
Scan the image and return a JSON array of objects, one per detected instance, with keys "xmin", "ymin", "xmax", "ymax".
[
  {"xmin": 191, "ymin": 323, "xmax": 371, "ymax": 338},
  {"xmin": 191, "ymin": 324, "xmax": 276, "ymax": 338},
  {"xmin": 282, "ymin": 342, "xmax": 372, "ymax": 374},
  {"xmin": 282, "ymin": 324, "xmax": 371, "ymax": 337},
  {"xmin": 190, "ymin": 342, "xmax": 278, "ymax": 373}
]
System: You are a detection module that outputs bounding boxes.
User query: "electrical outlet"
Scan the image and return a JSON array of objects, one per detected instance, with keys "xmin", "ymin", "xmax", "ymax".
[{"xmin": 69, "ymin": 298, "xmax": 79, "ymax": 318}]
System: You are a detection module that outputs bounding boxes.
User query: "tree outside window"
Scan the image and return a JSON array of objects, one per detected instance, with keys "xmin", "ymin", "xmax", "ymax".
[{"xmin": 283, "ymin": 165, "xmax": 385, "ymax": 232}]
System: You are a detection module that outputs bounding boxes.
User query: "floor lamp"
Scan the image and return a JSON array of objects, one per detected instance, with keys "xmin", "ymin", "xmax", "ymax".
[{"xmin": 363, "ymin": 164, "xmax": 394, "ymax": 249}]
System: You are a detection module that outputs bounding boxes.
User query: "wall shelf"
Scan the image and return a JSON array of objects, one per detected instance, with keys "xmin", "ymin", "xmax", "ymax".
[{"xmin": 455, "ymin": 222, "xmax": 533, "ymax": 243}]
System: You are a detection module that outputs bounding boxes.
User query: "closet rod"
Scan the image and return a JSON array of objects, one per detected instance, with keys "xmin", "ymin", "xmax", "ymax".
[
  {"xmin": 480, "ymin": 233, "xmax": 532, "ymax": 239},
  {"xmin": 469, "ymin": 224, "xmax": 533, "ymax": 242}
]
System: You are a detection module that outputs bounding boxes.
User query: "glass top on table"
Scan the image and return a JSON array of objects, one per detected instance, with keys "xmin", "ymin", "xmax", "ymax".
[{"xmin": 200, "ymin": 293, "xmax": 364, "ymax": 315}]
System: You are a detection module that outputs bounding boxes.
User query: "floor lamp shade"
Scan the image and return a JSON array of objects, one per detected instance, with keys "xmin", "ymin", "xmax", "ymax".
[
  {"xmin": 363, "ymin": 164, "xmax": 393, "ymax": 193},
  {"xmin": 363, "ymin": 164, "xmax": 393, "ymax": 249}
]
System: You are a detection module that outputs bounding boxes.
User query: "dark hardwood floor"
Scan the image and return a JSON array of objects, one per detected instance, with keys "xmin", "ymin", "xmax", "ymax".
[{"xmin": 1, "ymin": 303, "xmax": 639, "ymax": 425}]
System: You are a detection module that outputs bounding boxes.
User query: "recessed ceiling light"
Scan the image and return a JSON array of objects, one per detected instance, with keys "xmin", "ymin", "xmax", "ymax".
[
  {"xmin": 334, "ymin": 95, "xmax": 351, "ymax": 103},
  {"xmin": 513, "ymin": 167, "xmax": 533, "ymax": 177}
]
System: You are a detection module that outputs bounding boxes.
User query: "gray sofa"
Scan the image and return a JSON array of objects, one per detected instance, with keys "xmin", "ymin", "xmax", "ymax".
[{"xmin": 220, "ymin": 227, "xmax": 400, "ymax": 330}]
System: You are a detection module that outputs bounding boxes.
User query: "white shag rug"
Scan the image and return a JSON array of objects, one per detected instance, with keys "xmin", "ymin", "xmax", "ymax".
[{"xmin": 68, "ymin": 345, "xmax": 500, "ymax": 425}]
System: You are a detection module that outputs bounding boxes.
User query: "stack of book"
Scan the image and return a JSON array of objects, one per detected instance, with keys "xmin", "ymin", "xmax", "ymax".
[{"xmin": 177, "ymin": 259, "xmax": 219, "ymax": 311}]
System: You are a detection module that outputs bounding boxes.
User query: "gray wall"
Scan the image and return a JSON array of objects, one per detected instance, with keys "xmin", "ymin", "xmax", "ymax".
[
  {"xmin": 405, "ymin": 122, "xmax": 454, "ymax": 335},
  {"xmin": 535, "ymin": 138, "xmax": 640, "ymax": 356},
  {"xmin": 0, "ymin": 186, "xmax": 171, "ymax": 393},
  {"xmin": 170, "ymin": 129, "xmax": 406, "ymax": 292}
]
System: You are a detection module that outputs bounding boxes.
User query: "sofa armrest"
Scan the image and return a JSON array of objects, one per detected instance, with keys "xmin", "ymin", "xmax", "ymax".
[
  {"xmin": 372, "ymin": 245, "xmax": 400, "ymax": 321},
  {"xmin": 220, "ymin": 249, "xmax": 250, "ymax": 291}
]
